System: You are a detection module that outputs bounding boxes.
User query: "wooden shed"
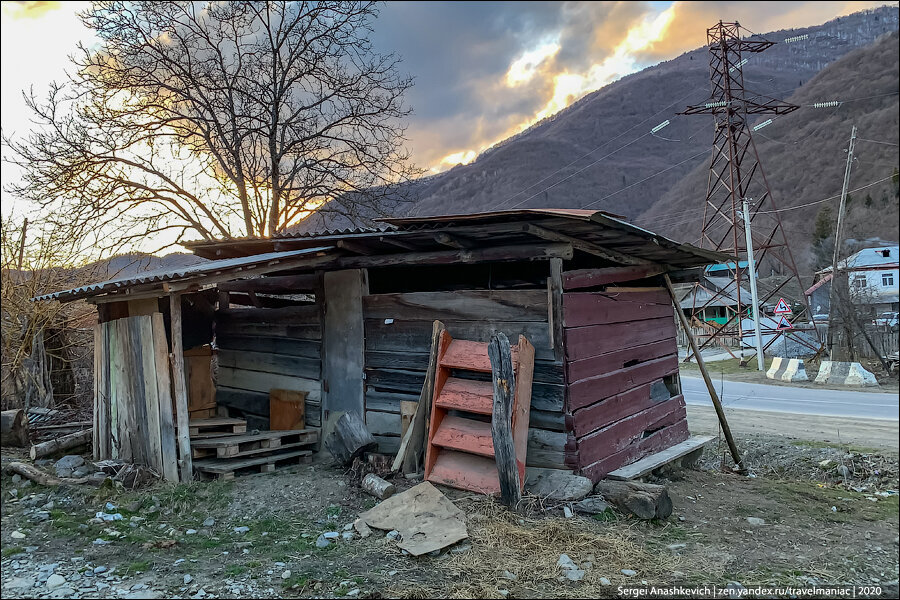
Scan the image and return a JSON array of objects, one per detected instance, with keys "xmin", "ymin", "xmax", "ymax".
[{"xmin": 38, "ymin": 209, "xmax": 727, "ymax": 483}]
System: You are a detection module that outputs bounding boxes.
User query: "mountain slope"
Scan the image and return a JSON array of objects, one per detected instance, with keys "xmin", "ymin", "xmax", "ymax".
[{"xmin": 297, "ymin": 6, "xmax": 898, "ymax": 243}]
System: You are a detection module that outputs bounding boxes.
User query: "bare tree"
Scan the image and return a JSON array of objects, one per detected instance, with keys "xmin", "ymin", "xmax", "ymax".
[
  {"xmin": 1, "ymin": 217, "xmax": 99, "ymax": 411},
  {"xmin": 4, "ymin": 1, "xmax": 416, "ymax": 253}
]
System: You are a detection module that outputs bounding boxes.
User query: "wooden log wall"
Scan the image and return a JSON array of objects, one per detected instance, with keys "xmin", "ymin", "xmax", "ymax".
[
  {"xmin": 361, "ymin": 289, "xmax": 571, "ymax": 467},
  {"xmin": 94, "ymin": 314, "xmax": 179, "ymax": 481},
  {"xmin": 561, "ymin": 283, "xmax": 689, "ymax": 482},
  {"xmin": 214, "ymin": 304, "xmax": 322, "ymax": 431}
]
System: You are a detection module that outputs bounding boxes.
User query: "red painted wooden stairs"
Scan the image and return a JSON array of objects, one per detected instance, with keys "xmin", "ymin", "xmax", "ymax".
[{"xmin": 424, "ymin": 332, "xmax": 534, "ymax": 494}]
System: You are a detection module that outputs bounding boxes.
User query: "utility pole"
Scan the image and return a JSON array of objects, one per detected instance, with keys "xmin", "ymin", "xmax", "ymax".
[
  {"xmin": 742, "ymin": 199, "xmax": 765, "ymax": 370},
  {"xmin": 826, "ymin": 125, "xmax": 857, "ymax": 359}
]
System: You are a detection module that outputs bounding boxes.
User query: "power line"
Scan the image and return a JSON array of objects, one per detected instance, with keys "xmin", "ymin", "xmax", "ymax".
[
  {"xmin": 753, "ymin": 175, "xmax": 896, "ymax": 215},
  {"xmin": 857, "ymin": 137, "xmax": 899, "ymax": 147},
  {"xmin": 581, "ymin": 150, "xmax": 708, "ymax": 209},
  {"xmin": 496, "ymin": 87, "xmax": 708, "ymax": 210}
]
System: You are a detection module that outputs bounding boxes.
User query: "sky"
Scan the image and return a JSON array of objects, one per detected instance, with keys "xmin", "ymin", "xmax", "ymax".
[{"xmin": 0, "ymin": 0, "xmax": 890, "ymax": 231}]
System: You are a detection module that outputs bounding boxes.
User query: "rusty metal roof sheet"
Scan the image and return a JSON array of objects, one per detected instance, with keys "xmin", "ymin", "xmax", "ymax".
[{"xmin": 35, "ymin": 246, "xmax": 333, "ymax": 303}]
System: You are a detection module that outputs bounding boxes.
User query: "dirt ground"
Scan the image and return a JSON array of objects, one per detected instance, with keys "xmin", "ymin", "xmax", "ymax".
[{"xmin": 2, "ymin": 430, "xmax": 898, "ymax": 600}]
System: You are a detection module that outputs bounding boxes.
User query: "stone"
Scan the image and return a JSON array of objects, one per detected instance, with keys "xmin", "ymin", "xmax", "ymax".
[
  {"xmin": 183, "ymin": 574, "xmax": 193, "ymax": 585},
  {"xmin": 4, "ymin": 577, "xmax": 34, "ymax": 592},
  {"xmin": 341, "ymin": 531, "xmax": 354, "ymax": 540},
  {"xmin": 11, "ymin": 530, "xmax": 26, "ymax": 539},
  {"xmin": 233, "ymin": 526, "xmax": 250, "ymax": 534},
  {"xmin": 621, "ymin": 569, "xmax": 637, "ymax": 577},
  {"xmin": 174, "ymin": 559, "xmax": 185, "ymax": 566},
  {"xmin": 72, "ymin": 466, "xmax": 93, "ymax": 478},
  {"xmin": 599, "ymin": 577, "xmax": 611, "ymax": 586},
  {"xmin": 55, "ymin": 455, "xmax": 85, "ymax": 477},
  {"xmin": 185, "ymin": 529, "xmax": 198, "ymax": 535},
  {"xmin": 93, "ymin": 567, "xmax": 108, "ymax": 574},
  {"xmin": 498, "ymin": 590, "xmax": 510, "ymax": 598},
  {"xmin": 46, "ymin": 574, "xmax": 67, "ymax": 590},
  {"xmin": 525, "ymin": 468, "xmax": 593, "ymax": 501},
  {"xmin": 746, "ymin": 517, "xmax": 765, "ymax": 526},
  {"xmin": 502, "ymin": 570, "xmax": 517, "ymax": 581},
  {"xmin": 557, "ymin": 554, "xmax": 578, "ymax": 570},
  {"xmin": 386, "ymin": 530, "xmax": 400, "ymax": 541},
  {"xmin": 32, "ymin": 511, "xmax": 51, "ymax": 522},
  {"xmin": 343, "ymin": 523, "xmax": 354, "ymax": 531},
  {"xmin": 450, "ymin": 543, "xmax": 471, "ymax": 554},
  {"xmin": 42, "ymin": 501, "xmax": 55, "ymax": 510},
  {"xmin": 202, "ymin": 518, "xmax": 215, "ymax": 528},
  {"xmin": 574, "ymin": 497, "xmax": 612, "ymax": 515},
  {"xmin": 563, "ymin": 506, "xmax": 574, "ymax": 518},
  {"xmin": 323, "ymin": 531, "xmax": 340, "ymax": 540},
  {"xmin": 564, "ymin": 569, "xmax": 585, "ymax": 582},
  {"xmin": 281, "ymin": 570, "xmax": 292, "ymax": 579},
  {"xmin": 11, "ymin": 474, "xmax": 22, "ymax": 483},
  {"xmin": 315, "ymin": 535, "xmax": 330, "ymax": 548},
  {"xmin": 346, "ymin": 589, "xmax": 360, "ymax": 597}
]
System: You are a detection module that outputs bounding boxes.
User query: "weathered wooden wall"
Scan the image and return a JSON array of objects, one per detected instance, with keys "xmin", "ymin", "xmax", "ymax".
[
  {"xmin": 94, "ymin": 314, "xmax": 178, "ymax": 481},
  {"xmin": 214, "ymin": 304, "xmax": 322, "ymax": 431},
  {"xmin": 561, "ymin": 284, "xmax": 688, "ymax": 481},
  {"xmin": 361, "ymin": 289, "xmax": 570, "ymax": 467}
]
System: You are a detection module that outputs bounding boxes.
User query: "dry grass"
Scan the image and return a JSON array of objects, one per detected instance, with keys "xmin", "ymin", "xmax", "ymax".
[{"xmin": 387, "ymin": 497, "xmax": 684, "ymax": 599}]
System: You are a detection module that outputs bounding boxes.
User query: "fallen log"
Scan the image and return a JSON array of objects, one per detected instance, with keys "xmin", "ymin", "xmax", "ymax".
[
  {"xmin": 594, "ymin": 480, "xmax": 673, "ymax": 520},
  {"xmin": 324, "ymin": 412, "xmax": 377, "ymax": 465},
  {"xmin": 4, "ymin": 461, "xmax": 103, "ymax": 487},
  {"xmin": 30, "ymin": 429, "xmax": 92, "ymax": 460},
  {"xmin": 1, "ymin": 409, "xmax": 29, "ymax": 447},
  {"xmin": 361, "ymin": 473, "xmax": 396, "ymax": 500}
]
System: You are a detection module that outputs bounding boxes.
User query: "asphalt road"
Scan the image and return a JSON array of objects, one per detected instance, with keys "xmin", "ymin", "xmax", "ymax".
[{"xmin": 681, "ymin": 375, "xmax": 900, "ymax": 421}]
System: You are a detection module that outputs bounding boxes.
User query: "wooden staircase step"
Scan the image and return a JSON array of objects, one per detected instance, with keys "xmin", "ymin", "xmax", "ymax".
[
  {"xmin": 440, "ymin": 339, "xmax": 515, "ymax": 372},
  {"xmin": 431, "ymin": 415, "xmax": 495, "ymax": 457},
  {"xmin": 428, "ymin": 449, "xmax": 500, "ymax": 495},
  {"xmin": 435, "ymin": 378, "xmax": 494, "ymax": 415}
]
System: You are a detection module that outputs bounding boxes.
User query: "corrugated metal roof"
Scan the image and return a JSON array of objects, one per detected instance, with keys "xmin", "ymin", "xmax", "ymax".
[
  {"xmin": 379, "ymin": 208, "xmax": 612, "ymax": 225},
  {"xmin": 35, "ymin": 247, "xmax": 333, "ymax": 303}
]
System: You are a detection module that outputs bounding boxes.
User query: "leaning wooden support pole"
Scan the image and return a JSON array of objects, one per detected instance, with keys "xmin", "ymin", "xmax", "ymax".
[
  {"xmin": 392, "ymin": 320, "xmax": 445, "ymax": 474},
  {"xmin": 5, "ymin": 461, "xmax": 104, "ymax": 487},
  {"xmin": 488, "ymin": 332, "xmax": 521, "ymax": 508},
  {"xmin": 30, "ymin": 429, "xmax": 92, "ymax": 460},
  {"xmin": 663, "ymin": 274, "xmax": 744, "ymax": 472},
  {"xmin": 169, "ymin": 293, "xmax": 194, "ymax": 482}
]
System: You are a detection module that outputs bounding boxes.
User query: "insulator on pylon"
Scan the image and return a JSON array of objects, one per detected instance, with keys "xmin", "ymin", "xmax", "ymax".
[
  {"xmin": 705, "ymin": 100, "xmax": 729, "ymax": 108},
  {"xmin": 812, "ymin": 101, "xmax": 841, "ymax": 108},
  {"xmin": 728, "ymin": 58, "xmax": 749, "ymax": 72},
  {"xmin": 650, "ymin": 120, "xmax": 670, "ymax": 134},
  {"xmin": 752, "ymin": 119, "xmax": 773, "ymax": 131},
  {"xmin": 784, "ymin": 34, "xmax": 809, "ymax": 43}
]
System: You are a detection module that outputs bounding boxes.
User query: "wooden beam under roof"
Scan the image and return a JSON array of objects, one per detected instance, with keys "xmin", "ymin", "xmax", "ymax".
[
  {"xmin": 433, "ymin": 232, "xmax": 475, "ymax": 249},
  {"xmin": 521, "ymin": 223, "xmax": 652, "ymax": 266}
]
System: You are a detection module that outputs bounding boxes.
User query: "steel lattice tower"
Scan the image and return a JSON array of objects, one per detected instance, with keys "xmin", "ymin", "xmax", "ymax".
[{"xmin": 679, "ymin": 21, "xmax": 820, "ymax": 358}]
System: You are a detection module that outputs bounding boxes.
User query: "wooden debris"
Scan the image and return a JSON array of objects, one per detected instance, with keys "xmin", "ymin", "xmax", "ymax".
[
  {"xmin": 594, "ymin": 480, "xmax": 673, "ymax": 520},
  {"xmin": 188, "ymin": 417, "xmax": 247, "ymax": 437},
  {"xmin": 4, "ymin": 461, "xmax": 103, "ymax": 487},
  {"xmin": 361, "ymin": 473, "xmax": 396, "ymax": 500},
  {"xmin": 359, "ymin": 481, "xmax": 467, "ymax": 556},
  {"xmin": 324, "ymin": 412, "xmax": 377, "ymax": 465},
  {"xmin": 30, "ymin": 429, "xmax": 92, "ymax": 460},
  {"xmin": 1, "ymin": 409, "xmax": 29, "ymax": 447}
]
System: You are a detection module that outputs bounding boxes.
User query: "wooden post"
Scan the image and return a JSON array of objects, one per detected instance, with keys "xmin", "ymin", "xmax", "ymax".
[
  {"xmin": 663, "ymin": 274, "xmax": 744, "ymax": 472},
  {"xmin": 169, "ymin": 293, "xmax": 194, "ymax": 482},
  {"xmin": 488, "ymin": 332, "xmax": 521, "ymax": 508}
]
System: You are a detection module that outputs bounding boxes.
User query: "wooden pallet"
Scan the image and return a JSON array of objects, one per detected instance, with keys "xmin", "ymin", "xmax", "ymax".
[
  {"xmin": 194, "ymin": 449, "xmax": 312, "ymax": 480},
  {"xmin": 189, "ymin": 417, "xmax": 247, "ymax": 438},
  {"xmin": 190, "ymin": 429, "xmax": 317, "ymax": 459}
]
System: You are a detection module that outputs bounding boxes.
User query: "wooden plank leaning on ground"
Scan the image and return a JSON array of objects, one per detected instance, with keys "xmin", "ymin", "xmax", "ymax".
[{"xmin": 151, "ymin": 312, "xmax": 179, "ymax": 482}]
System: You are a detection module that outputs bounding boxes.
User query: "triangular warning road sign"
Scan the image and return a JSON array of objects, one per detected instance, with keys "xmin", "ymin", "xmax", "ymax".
[
  {"xmin": 776, "ymin": 315, "xmax": 793, "ymax": 330},
  {"xmin": 773, "ymin": 298, "xmax": 791, "ymax": 314}
]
